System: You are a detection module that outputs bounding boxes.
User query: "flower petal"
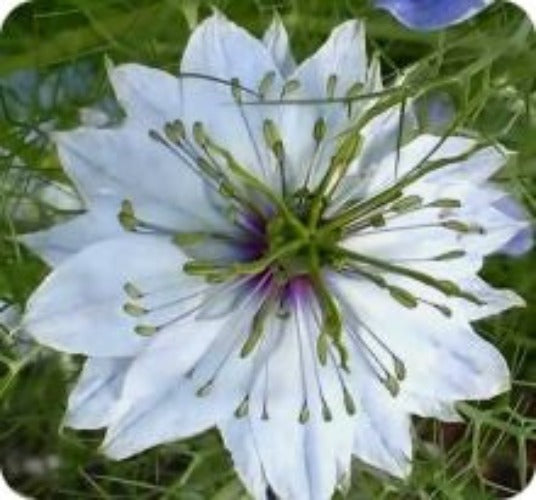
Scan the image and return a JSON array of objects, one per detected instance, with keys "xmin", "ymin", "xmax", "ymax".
[
  {"xmin": 102, "ymin": 280, "xmax": 270, "ymax": 459},
  {"xmin": 290, "ymin": 20, "xmax": 367, "ymax": 101},
  {"xmin": 375, "ymin": 0, "xmax": 493, "ymax": 31},
  {"xmin": 332, "ymin": 273, "xmax": 510, "ymax": 404},
  {"xmin": 53, "ymin": 124, "xmax": 229, "ymax": 232},
  {"xmin": 179, "ymin": 12, "xmax": 283, "ymax": 185},
  {"xmin": 65, "ymin": 357, "xmax": 131, "ymax": 429},
  {"xmin": 106, "ymin": 62, "xmax": 183, "ymax": 128},
  {"xmin": 263, "ymin": 15, "xmax": 296, "ymax": 78},
  {"xmin": 222, "ymin": 297, "xmax": 355, "ymax": 500},
  {"xmin": 21, "ymin": 201, "xmax": 121, "ymax": 266},
  {"xmin": 23, "ymin": 235, "xmax": 189, "ymax": 356}
]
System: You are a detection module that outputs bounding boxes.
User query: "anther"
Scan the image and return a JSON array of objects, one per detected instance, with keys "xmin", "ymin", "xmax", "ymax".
[
  {"xmin": 313, "ymin": 117, "xmax": 327, "ymax": 144},
  {"xmin": 196, "ymin": 379, "xmax": 214, "ymax": 397},
  {"xmin": 429, "ymin": 198, "xmax": 462, "ymax": 209},
  {"xmin": 258, "ymin": 70, "xmax": 276, "ymax": 99},
  {"xmin": 433, "ymin": 249, "xmax": 466, "ymax": 261},
  {"xmin": 164, "ymin": 119, "xmax": 186, "ymax": 144},
  {"xmin": 388, "ymin": 286, "xmax": 418, "ymax": 309},
  {"xmin": 262, "ymin": 119, "xmax": 284, "ymax": 163},
  {"xmin": 322, "ymin": 399, "xmax": 333, "ymax": 422},
  {"xmin": 234, "ymin": 395, "xmax": 250, "ymax": 418},
  {"xmin": 230, "ymin": 77, "xmax": 242, "ymax": 103},
  {"xmin": 393, "ymin": 357, "xmax": 406, "ymax": 381},
  {"xmin": 343, "ymin": 387, "xmax": 357, "ymax": 415},
  {"xmin": 134, "ymin": 324, "xmax": 158, "ymax": 336},
  {"xmin": 391, "ymin": 195, "xmax": 423, "ymax": 213},
  {"xmin": 118, "ymin": 199, "xmax": 137, "ymax": 231},
  {"xmin": 124, "ymin": 282, "xmax": 144, "ymax": 300},
  {"xmin": 123, "ymin": 303, "xmax": 148, "ymax": 317},
  {"xmin": 326, "ymin": 74, "xmax": 338, "ymax": 99},
  {"xmin": 316, "ymin": 332, "xmax": 330, "ymax": 366},
  {"xmin": 281, "ymin": 79, "xmax": 300, "ymax": 97},
  {"xmin": 383, "ymin": 374, "xmax": 400, "ymax": 397},
  {"xmin": 431, "ymin": 303, "xmax": 453, "ymax": 318},
  {"xmin": 299, "ymin": 402, "xmax": 310, "ymax": 424}
]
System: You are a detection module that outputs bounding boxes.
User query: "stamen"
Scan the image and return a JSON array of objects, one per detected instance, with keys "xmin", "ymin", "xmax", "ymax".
[
  {"xmin": 258, "ymin": 71, "xmax": 276, "ymax": 99},
  {"xmin": 234, "ymin": 395, "xmax": 250, "ymax": 418},
  {"xmin": 326, "ymin": 74, "xmax": 338, "ymax": 99},
  {"xmin": 281, "ymin": 79, "xmax": 300, "ymax": 98}
]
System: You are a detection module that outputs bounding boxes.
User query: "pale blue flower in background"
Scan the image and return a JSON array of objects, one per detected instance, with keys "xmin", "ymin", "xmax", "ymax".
[{"xmin": 374, "ymin": 0, "xmax": 535, "ymax": 30}]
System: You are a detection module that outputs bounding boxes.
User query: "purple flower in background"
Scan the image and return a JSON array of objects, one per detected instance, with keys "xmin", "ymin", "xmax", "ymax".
[{"xmin": 374, "ymin": 0, "xmax": 535, "ymax": 30}]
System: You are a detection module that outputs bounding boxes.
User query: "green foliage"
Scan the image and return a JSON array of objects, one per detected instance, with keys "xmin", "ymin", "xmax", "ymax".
[{"xmin": 0, "ymin": 0, "xmax": 535, "ymax": 498}]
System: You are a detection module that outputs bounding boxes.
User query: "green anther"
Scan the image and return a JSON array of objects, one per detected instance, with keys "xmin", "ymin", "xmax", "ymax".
[
  {"xmin": 196, "ymin": 379, "xmax": 214, "ymax": 397},
  {"xmin": 193, "ymin": 121, "xmax": 208, "ymax": 148},
  {"xmin": 429, "ymin": 198, "xmax": 462, "ymax": 208},
  {"xmin": 391, "ymin": 195, "xmax": 423, "ymax": 213},
  {"xmin": 343, "ymin": 388, "xmax": 357, "ymax": 415},
  {"xmin": 332, "ymin": 132, "xmax": 362, "ymax": 169},
  {"xmin": 313, "ymin": 117, "xmax": 327, "ymax": 144},
  {"xmin": 433, "ymin": 250, "xmax": 466, "ymax": 261},
  {"xmin": 263, "ymin": 119, "xmax": 284, "ymax": 162},
  {"xmin": 334, "ymin": 339, "xmax": 350, "ymax": 372},
  {"xmin": 124, "ymin": 282, "xmax": 143, "ymax": 299},
  {"xmin": 282, "ymin": 79, "xmax": 300, "ymax": 97},
  {"xmin": 164, "ymin": 119, "xmax": 186, "ymax": 144},
  {"xmin": 173, "ymin": 232, "xmax": 207, "ymax": 247},
  {"xmin": 316, "ymin": 332, "xmax": 330, "ymax": 366},
  {"xmin": 258, "ymin": 70, "xmax": 276, "ymax": 99},
  {"xmin": 345, "ymin": 81, "xmax": 364, "ymax": 100},
  {"xmin": 118, "ymin": 200, "xmax": 137, "ymax": 231},
  {"xmin": 389, "ymin": 286, "xmax": 418, "ymax": 309},
  {"xmin": 322, "ymin": 400, "xmax": 333, "ymax": 422},
  {"xmin": 393, "ymin": 357, "xmax": 406, "ymax": 381},
  {"xmin": 442, "ymin": 220, "xmax": 472, "ymax": 233},
  {"xmin": 183, "ymin": 260, "xmax": 222, "ymax": 276},
  {"xmin": 299, "ymin": 403, "xmax": 310, "ymax": 424},
  {"xmin": 368, "ymin": 214, "xmax": 386, "ymax": 227},
  {"xmin": 345, "ymin": 82, "xmax": 364, "ymax": 116},
  {"xmin": 234, "ymin": 396, "xmax": 249, "ymax": 418},
  {"xmin": 230, "ymin": 77, "xmax": 242, "ymax": 103},
  {"xmin": 327, "ymin": 74, "xmax": 338, "ymax": 99},
  {"xmin": 384, "ymin": 374, "xmax": 400, "ymax": 397},
  {"xmin": 123, "ymin": 303, "xmax": 147, "ymax": 317},
  {"xmin": 134, "ymin": 324, "xmax": 158, "ymax": 336},
  {"xmin": 240, "ymin": 299, "xmax": 272, "ymax": 358},
  {"xmin": 436, "ymin": 279, "xmax": 462, "ymax": 296},
  {"xmin": 433, "ymin": 303, "xmax": 453, "ymax": 317}
]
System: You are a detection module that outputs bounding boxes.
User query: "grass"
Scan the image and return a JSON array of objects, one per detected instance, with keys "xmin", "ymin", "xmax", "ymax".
[{"xmin": 0, "ymin": 0, "xmax": 535, "ymax": 498}]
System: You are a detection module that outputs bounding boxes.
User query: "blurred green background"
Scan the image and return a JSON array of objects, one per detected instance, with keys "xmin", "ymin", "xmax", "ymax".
[{"xmin": 0, "ymin": 0, "xmax": 535, "ymax": 498}]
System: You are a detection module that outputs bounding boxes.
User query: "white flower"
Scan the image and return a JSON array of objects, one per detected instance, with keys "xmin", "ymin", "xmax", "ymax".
[{"xmin": 21, "ymin": 13, "xmax": 530, "ymax": 500}]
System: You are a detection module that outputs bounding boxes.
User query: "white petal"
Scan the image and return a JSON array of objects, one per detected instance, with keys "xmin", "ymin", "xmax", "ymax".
[
  {"xmin": 21, "ymin": 201, "xmax": 121, "ymax": 266},
  {"xmin": 222, "ymin": 300, "xmax": 355, "ymax": 500},
  {"xmin": 290, "ymin": 20, "xmax": 367, "ymax": 100},
  {"xmin": 263, "ymin": 15, "xmax": 296, "ymax": 78},
  {"xmin": 65, "ymin": 357, "xmax": 131, "ymax": 429},
  {"xmin": 181, "ymin": 12, "xmax": 281, "ymax": 94},
  {"xmin": 350, "ymin": 344, "xmax": 413, "ymax": 477},
  {"xmin": 332, "ymin": 273, "xmax": 510, "ymax": 404},
  {"xmin": 102, "ymin": 281, "xmax": 269, "ymax": 459},
  {"xmin": 23, "ymin": 235, "xmax": 189, "ymax": 356},
  {"xmin": 219, "ymin": 419, "xmax": 269, "ymax": 499},
  {"xmin": 106, "ymin": 62, "xmax": 183, "ymax": 128},
  {"xmin": 53, "ymin": 124, "xmax": 229, "ymax": 232},
  {"xmin": 179, "ymin": 13, "xmax": 283, "ymax": 186}
]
